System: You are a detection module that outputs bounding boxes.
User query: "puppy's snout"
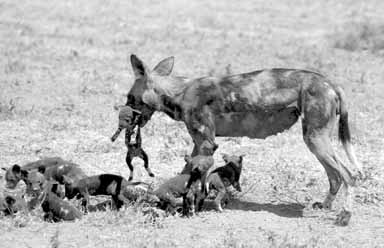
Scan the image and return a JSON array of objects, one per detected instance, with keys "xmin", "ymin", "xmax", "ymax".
[
  {"xmin": 6, "ymin": 182, "xmax": 15, "ymax": 189},
  {"xmin": 234, "ymin": 183, "xmax": 242, "ymax": 192}
]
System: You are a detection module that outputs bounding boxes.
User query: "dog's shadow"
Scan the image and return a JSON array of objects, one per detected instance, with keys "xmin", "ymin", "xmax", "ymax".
[{"xmin": 203, "ymin": 199, "xmax": 305, "ymax": 218}]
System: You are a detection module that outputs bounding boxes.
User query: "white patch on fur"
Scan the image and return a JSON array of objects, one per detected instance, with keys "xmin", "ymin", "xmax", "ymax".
[
  {"xmin": 287, "ymin": 101, "xmax": 298, "ymax": 108},
  {"xmin": 198, "ymin": 125, "xmax": 206, "ymax": 134},
  {"xmin": 58, "ymin": 165, "xmax": 65, "ymax": 170},
  {"xmin": 135, "ymin": 185, "xmax": 147, "ymax": 192},
  {"xmin": 229, "ymin": 92, "xmax": 237, "ymax": 102},
  {"xmin": 60, "ymin": 207, "xmax": 70, "ymax": 215}
]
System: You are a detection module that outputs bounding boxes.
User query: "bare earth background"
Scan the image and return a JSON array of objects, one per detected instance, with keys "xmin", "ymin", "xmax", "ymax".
[{"xmin": 0, "ymin": 0, "xmax": 384, "ymax": 247}]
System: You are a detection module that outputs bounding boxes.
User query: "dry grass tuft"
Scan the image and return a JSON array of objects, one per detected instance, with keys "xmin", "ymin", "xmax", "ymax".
[{"xmin": 332, "ymin": 21, "xmax": 384, "ymax": 52}]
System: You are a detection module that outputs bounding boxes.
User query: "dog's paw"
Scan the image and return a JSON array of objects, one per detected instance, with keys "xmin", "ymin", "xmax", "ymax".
[
  {"xmin": 312, "ymin": 202, "xmax": 323, "ymax": 210},
  {"xmin": 149, "ymin": 173, "xmax": 155, "ymax": 177}
]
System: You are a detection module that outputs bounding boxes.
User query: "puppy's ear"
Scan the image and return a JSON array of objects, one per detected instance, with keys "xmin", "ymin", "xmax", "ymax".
[
  {"xmin": 11, "ymin": 164, "xmax": 21, "ymax": 174},
  {"xmin": 62, "ymin": 175, "xmax": 73, "ymax": 185},
  {"xmin": 222, "ymin": 154, "xmax": 229, "ymax": 163},
  {"xmin": 184, "ymin": 154, "xmax": 192, "ymax": 164},
  {"xmin": 239, "ymin": 154, "xmax": 245, "ymax": 163},
  {"xmin": 20, "ymin": 170, "xmax": 28, "ymax": 180},
  {"xmin": 5, "ymin": 196, "xmax": 16, "ymax": 206},
  {"xmin": 38, "ymin": 166, "xmax": 46, "ymax": 174}
]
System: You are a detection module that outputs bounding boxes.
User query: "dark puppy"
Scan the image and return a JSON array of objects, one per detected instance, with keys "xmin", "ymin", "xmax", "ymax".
[
  {"xmin": 203, "ymin": 154, "xmax": 244, "ymax": 212},
  {"xmin": 111, "ymin": 106, "xmax": 154, "ymax": 181},
  {"xmin": 41, "ymin": 187, "xmax": 82, "ymax": 222},
  {"xmin": 20, "ymin": 170, "xmax": 81, "ymax": 221},
  {"xmin": 63, "ymin": 174, "xmax": 152, "ymax": 211},
  {"xmin": 2, "ymin": 157, "xmax": 66, "ymax": 189}
]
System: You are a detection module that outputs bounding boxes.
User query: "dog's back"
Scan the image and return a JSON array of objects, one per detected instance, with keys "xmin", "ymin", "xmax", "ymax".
[
  {"xmin": 42, "ymin": 162, "xmax": 87, "ymax": 184},
  {"xmin": 3, "ymin": 157, "xmax": 67, "ymax": 189},
  {"xmin": 76, "ymin": 174, "xmax": 125, "ymax": 196},
  {"xmin": 154, "ymin": 174, "xmax": 191, "ymax": 198},
  {"xmin": 42, "ymin": 191, "xmax": 82, "ymax": 222}
]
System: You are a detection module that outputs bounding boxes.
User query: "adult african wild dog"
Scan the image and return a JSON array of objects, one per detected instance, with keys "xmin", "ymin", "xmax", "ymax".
[{"xmin": 124, "ymin": 55, "xmax": 362, "ymax": 225}]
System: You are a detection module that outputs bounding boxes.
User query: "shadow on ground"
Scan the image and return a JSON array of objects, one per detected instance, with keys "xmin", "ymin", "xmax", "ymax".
[{"xmin": 203, "ymin": 199, "xmax": 305, "ymax": 218}]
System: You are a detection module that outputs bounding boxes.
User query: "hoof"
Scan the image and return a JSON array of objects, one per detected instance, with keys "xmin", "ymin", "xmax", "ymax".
[
  {"xmin": 335, "ymin": 210, "xmax": 352, "ymax": 226},
  {"xmin": 312, "ymin": 202, "xmax": 323, "ymax": 210},
  {"xmin": 128, "ymin": 176, "xmax": 133, "ymax": 181},
  {"xmin": 149, "ymin": 173, "xmax": 155, "ymax": 177}
]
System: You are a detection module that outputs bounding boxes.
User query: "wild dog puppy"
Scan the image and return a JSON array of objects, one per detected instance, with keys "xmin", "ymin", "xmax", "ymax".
[
  {"xmin": 153, "ymin": 155, "xmax": 211, "ymax": 216},
  {"xmin": 20, "ymin": 169, "xmax": 64, "ymax": 209},
  {"xmin": 180, "ymin": 152, "xmax": 215, "ymax": 213},
  {"xmin": 41, "ymin": 188, "xmax": 82, "ymax": 222},
  {"xmin": 202, "ymin": 154, "xmax": 244, "ymax": 212},
  {"xmin": 0, "ymin": 194, "xmax": 27, "ymax": 216},
  {"xmin": 19, "ymin": 169, "xmax": 81, "ymax": 221},
  {"xmin": 111, "ymin": 105, "xmax": 154, "ymax": 181},
  {"xmin": 62, "ymin": 174, "xmax": 152, "ymax": 211},
  {"xmin": 152, "ymin": 174, "xmax": 201, "ymax": 216},
  {"xmin": 2, "ymin": 157, "xmax": 66, "ymax": 189},
  {"xmin": 38, "ymin": 162, "xmax": 87, "ymax": 186}
]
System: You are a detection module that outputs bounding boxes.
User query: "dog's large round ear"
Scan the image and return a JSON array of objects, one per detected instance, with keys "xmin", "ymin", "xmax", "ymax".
[
  {"xmin": 38, "ymin": 166, "xmax": 46, "ymax": 174},
  {"xmin": 222, "ymin": 154, "xmax": 229, "ymax": 163},
  {"xmin": 153, "ymin": 56, "xmax": 174, "ymax": 76},
  {"xmin": 11, "ymin": 164, "xmax": 21, "ymax": 174},
  {"xmin": 20, "ymin": 170, "xmax": 28, "ymax": 179},
  {"xmin": 130, "ymin": 54, "xmax": 150, "ymax": 79}
]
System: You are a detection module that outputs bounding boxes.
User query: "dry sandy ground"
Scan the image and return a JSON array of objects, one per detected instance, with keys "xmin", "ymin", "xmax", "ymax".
[{"xmin": 0, "ymin": 0, "xmax": 384, "ymax": 247}]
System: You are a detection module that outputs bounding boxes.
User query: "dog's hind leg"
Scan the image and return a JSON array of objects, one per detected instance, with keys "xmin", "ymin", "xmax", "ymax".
[
  {"xmin": 138, "ymin": 148, "xmax": 154, "ymax": 178},
  {"xmin": 302, "ymin": 84, "xmax": 356, "ymax": 225},
  {"xmin": 125, "ymin": 151, "xmax": 134, "ymax": 181}
]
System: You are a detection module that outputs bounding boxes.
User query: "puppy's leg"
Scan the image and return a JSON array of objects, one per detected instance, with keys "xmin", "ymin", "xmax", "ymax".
[
  {"xmin": 139, "ymin": 149, "xmax": 154, "ymax": 177},
  {"xmin": 211, "ymin": 176, "xmax": 226, "ymax": 212},
  {"xmin": 125, "ymin": 150, "xmax": 134, "ymax": 181},
  {"xmin": 112, "ymin": 195, "xmax": 125, "ymax": 210},
  {"xmin": 80, "ymin": 191, "xmax": 90, "ymax": 213}
]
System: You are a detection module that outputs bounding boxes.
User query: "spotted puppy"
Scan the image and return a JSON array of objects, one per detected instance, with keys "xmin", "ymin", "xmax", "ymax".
[
  {"xmin": 63, "ymin": 173, "xmax": 154, "ymax": 211},
  {"xmin": 0, "ymin": 194, "xmax": 27, "ymax": 216},
  {"xmin": 203, "ymin": 154, "xmax": 244, "ymax": 212},
  {"xmin": 20, "ymin": 169, "xmax": 81, "ymax": 222},
  {"xmin": 2, "ymin": 157, "xmax": 67, "ymax": 189},
  {"xmin": 152, "ymin": 174, "xmax": 201, "ymax": 216},
  {"xmin": 111, "ymin": 105, "xmax": 154, "ymax": 181}
]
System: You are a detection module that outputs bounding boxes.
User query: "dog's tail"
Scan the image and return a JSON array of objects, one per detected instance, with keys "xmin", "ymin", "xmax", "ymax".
[{"xmin": 335, "ymin": 86, "xmax": 362, "ymax": 178}]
